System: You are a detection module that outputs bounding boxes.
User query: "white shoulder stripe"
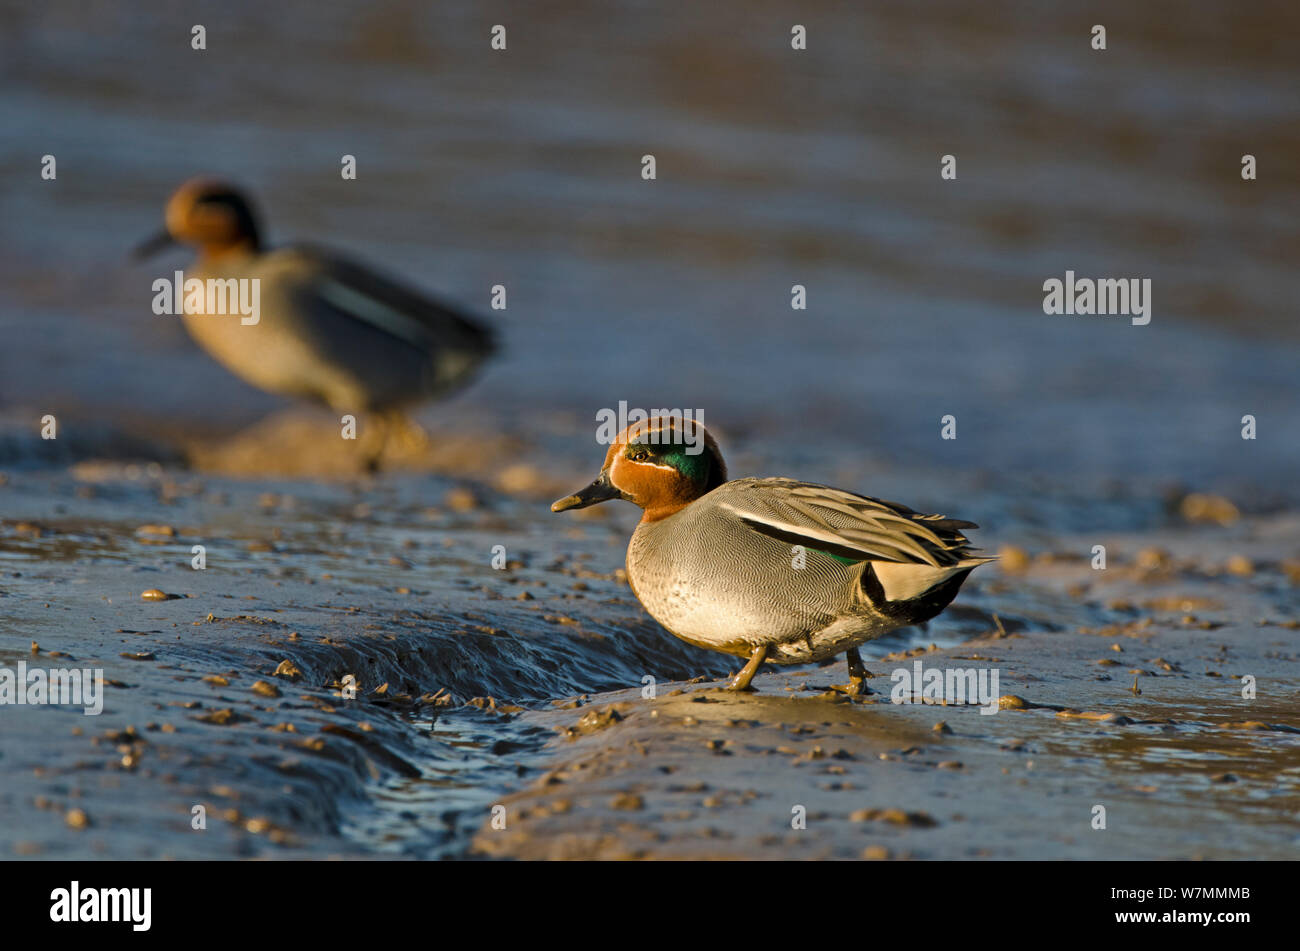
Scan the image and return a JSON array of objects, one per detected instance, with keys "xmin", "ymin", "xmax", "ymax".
[{"xmin": 315, "ymin": 278, "xmax": 432, "ymax": 349}]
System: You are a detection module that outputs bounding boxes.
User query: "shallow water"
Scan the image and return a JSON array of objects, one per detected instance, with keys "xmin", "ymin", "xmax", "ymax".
[{"xmin": 2, "ymin": 0, "xmax": 1298, "ymax": 859}]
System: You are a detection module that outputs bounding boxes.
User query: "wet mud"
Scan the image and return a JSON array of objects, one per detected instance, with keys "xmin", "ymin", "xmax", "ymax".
[{"xmin": 2, "ymin": 434, "xmax": 1296, "ymax": 859}]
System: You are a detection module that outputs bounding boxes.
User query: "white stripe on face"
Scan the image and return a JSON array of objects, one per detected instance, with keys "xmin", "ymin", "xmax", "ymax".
[
  {"xmin": 630, "ymin": 458, "xmax": 679, "ymax": 473},
  {"xmin": 626, "ymin": 439, "xmax": 683, "ymax": 473}
]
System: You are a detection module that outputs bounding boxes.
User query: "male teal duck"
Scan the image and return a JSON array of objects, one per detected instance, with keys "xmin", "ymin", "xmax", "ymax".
[
  {"xmin": 135, "ymin": 178, "xmax": 495, "ymax": 462},
  {"xmin": 552, "ymin": 418, "xmax": 993, "ymax": 692}
]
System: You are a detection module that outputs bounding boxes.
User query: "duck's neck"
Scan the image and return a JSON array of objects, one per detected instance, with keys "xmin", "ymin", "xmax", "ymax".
[
  {"xmin": 639, "ymin": 500, "xmax": 692, "ymax": 523},
  {"xmin": 195, "ymin": 239, "xmax": 259, "ymax": 268}
]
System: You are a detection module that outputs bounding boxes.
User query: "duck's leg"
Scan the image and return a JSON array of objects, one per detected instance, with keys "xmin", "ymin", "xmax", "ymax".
[
  {"xmin": 388, "ymin": 411, "xmax": 432, "ymax": 457},
  {"xmin": 728, "ymin": 644, "xmax": 768, "ymax": 692},
  {"xmin": 361, "ymin": 411, "xmax": 390, "ymax": 473},
  {"xmin": 845, "ymin": 647, "xmax": 873, "ymax": 696}
]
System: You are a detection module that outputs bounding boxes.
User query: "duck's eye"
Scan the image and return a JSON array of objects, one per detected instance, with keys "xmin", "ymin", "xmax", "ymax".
[{"xmin": 630, "ymin": 448, "xmax": 650, "ymax": 462}]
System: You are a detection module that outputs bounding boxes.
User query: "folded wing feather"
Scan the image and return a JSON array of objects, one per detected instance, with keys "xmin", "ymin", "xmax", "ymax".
[
  {"xmin": 293, "ymin": 245, "xmax": 496, "ymax": 358},
  {"xmin": 719, "ymin": 478, "xmax": 993, "ymax": 600}
]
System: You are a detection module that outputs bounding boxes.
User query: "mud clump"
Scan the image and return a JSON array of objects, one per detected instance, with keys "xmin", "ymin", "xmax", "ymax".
[
  {"xmin": 850, "ymin": 808, "xmax": 938, "ymax": 828},
  {"xmin": 272, "ymin": 660, "xmax": 303, "ymax": 680},
  {"xmin": 562, "ymin": 704, "xmax": 629, "ymax": 739},
  {"xmin": 1178, "ymin": 493, "xmax": 1240, "ymax": 525}
]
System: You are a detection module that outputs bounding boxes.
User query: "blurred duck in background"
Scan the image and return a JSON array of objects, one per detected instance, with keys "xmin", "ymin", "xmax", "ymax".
[{"xmin": 135, "ymin": 178, "xmax": 496, "ymax": 467}]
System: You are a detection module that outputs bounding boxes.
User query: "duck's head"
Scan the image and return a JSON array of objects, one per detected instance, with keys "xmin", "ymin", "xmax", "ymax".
[
  {"xmin": 134, "ymin": 178, "xmax": 262, "ymax": 261},
  {"xmin": 552, "ymin": 417, "xmax": 727, "ymax": 522}
]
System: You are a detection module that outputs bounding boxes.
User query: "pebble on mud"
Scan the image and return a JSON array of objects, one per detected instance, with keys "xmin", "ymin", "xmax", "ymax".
[
  {"xmin": 1179, "ymin": 493, "xmax": 1239, "ymax": 525},
  {"xmin": 610, "ymin": 792, "xmax": 645, "ymax": 811},
  {"xmin": 194, "ymin": 708, "xmax": 246, "ymax": 726},
  {"xmin": 272, "ymin": 660, "xmax": 303, "ymax": 680},
  {"xmin": 850, "ymin": 808, "xmax": 937, "ymax": 828},
  {"xmin": 998, "ymin": 695, "xmax": 1030, "ymax": 710},
  {"xmin": 250, "ymin": 680, "xmax": 281, "ymax": 698},
  {"xmin": 1135, "ymin": 547, "xmax": 1172, "ymax": 571},
  {"xmin": 1224, "ymin": 555, "xmax": 1253, "ymax": 577},
  {"xmin": 998, "ymin": 545, "xmax": 1030, "ymax": 573},
  {"xmin": 1056, "ymin": 710, "xmax": 1131, "ymax": 724},
  {"xmin": 65, "ymin": 808, "xmax": 90, "ymax": 829},
  {"xmin": 443, "ymin": 486, "xmax": 480, "ymax": 512},
  {"xmin": 140, "ymin": 589, "xmax": 172, "ymax": 601},
  {"xmin": 1216, "ymin": 720, "xmax": 1271, "ymax": 731},
  {"xmin": 569, "ymin": 706, "xmax": 626, "ymax": 736}
]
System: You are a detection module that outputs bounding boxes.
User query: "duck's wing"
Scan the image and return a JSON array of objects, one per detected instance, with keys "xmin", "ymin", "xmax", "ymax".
[
  {"xmin": 714, "ymin": 477, "xmax": 986, "ymax": 568},
  {"xmin": 285, "ymin": 244, "xmax": 496, "ymax": 359}
]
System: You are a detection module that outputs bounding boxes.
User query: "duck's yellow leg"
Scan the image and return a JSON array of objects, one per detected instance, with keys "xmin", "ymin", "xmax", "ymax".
[
  {"xmin": 361, "ymin": 411, "xmax": 391, "ymax": 473},
  {"xmin": 845, "ymin": 646, "xmax": 873, "ymax": 696},
  {"xmin": 387, "ymin": 412, "xmax": 432, "ymax": 456},
  {"xmin": 362, "ymin": 410, "xmax": 431, "ymax": 472},
  {"xmin": 728, "ymin": 644, "xmax": 769, "ymax": 692}
]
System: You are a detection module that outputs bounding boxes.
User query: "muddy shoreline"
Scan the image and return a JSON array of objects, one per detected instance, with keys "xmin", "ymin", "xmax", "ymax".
[{"xmin": 2, "ymin": 438, "xmax": 1296, "ymax": 860}]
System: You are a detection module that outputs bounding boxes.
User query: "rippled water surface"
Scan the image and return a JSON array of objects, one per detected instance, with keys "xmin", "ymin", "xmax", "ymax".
[{"xmin": 1, "ymin": 1, "xmax": 1297, "ymax": 859}]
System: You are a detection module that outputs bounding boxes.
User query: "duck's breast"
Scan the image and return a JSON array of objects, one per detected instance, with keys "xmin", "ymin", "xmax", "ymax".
[
  {"xmin": 180, "ymin": 251, "xmax": 340, "ymax": 404},
  {"xmin": 626, "ymin": 497, "xmax": 860, "ymax": 653},
  {"xmin": 182, "ymin": 249, "xmax": 435, "ymax": 410}
]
